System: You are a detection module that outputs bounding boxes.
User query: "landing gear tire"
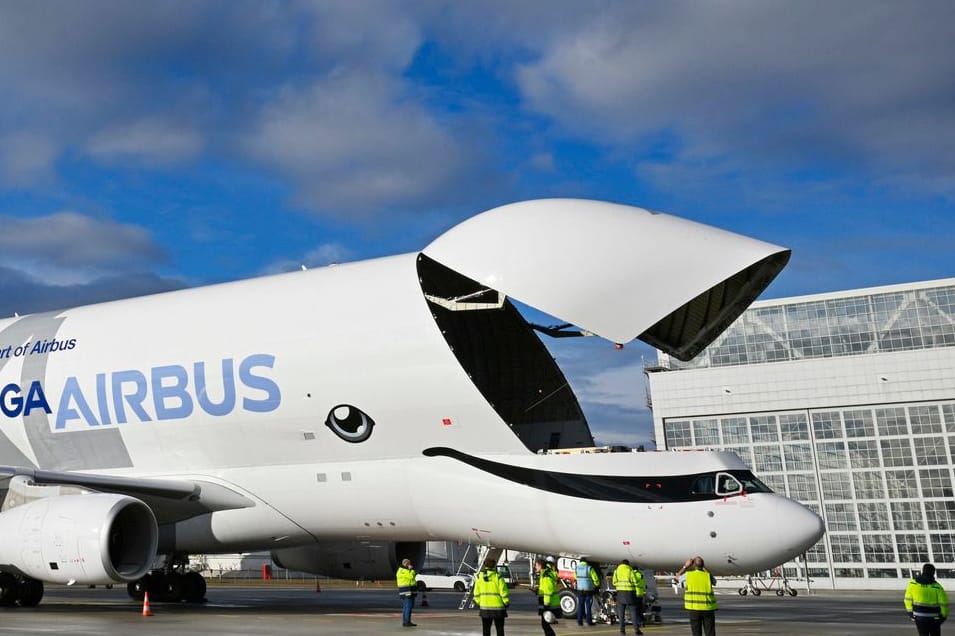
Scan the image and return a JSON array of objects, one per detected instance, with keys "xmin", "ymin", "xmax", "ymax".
[
  {"xmin": 558, "ymin": 589, "xmax": 578, "ymax": 618},
  {"xmin": 752, "ymin": 588, "xmax": 761, "ymax": 596},
  {"xmin": 0, "ymin": 573, "xmax": 44, "ymax": 607},
  {"xmin": 738, "ymin": 587, "xmax": 747, "ymax": 596},
  {"xmin": 788, "ymin": 588, "xmax": 798, "ymax": 597},
  {"xmin": 182, "ymin": 571, "xmax": 207, "ymax": 603},
  {"xmin": 152, "ymin": 572, "xmax": 183, "ymax": 603},
  {"xmin": 776, "ymin": 589, "xmax": 784, "ymax": 596},
  {"xmin": 16, "ymin": 578, "xmax": 44, "ymax": 607},
  {"xmin": 0, "ymin": 572, "xmax": 18, "ymax": 606},
  {"xmin": 127, "ymin": 574, "xmax": 149, "ymax": 601}
]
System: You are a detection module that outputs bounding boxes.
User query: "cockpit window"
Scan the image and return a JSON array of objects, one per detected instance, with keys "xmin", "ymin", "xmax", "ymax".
[
  {"xmin": 716, "ymin": 472, "xmax": 743, "ymax": 496},
  {"xmin": 687, "ymin": 470, "xmax": 774, "ymax": 498},
  {"xmin": 691, "ymin": 475, "xmax": 715, "ymax": 495}
]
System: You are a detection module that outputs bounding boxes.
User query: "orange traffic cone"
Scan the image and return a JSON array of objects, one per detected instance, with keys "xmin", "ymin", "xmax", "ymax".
[{"xmin": 142, "ymin": 591, "xmax": 153, "ymax": 616}]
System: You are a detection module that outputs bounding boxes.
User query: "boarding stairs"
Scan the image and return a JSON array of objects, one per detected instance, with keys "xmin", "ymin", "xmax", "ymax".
[{"xmin": 457, "ymin": 545, "xmax": 504, "ymax": 610}]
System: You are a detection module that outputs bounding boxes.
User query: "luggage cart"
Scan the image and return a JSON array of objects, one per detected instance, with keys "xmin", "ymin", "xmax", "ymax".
[{"xmin": 738, "ymin": 567, "xmax": 797, "ymax": 597}]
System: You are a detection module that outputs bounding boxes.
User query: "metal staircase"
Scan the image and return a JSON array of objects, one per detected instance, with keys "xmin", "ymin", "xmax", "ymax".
[{"xmin": 457, "ymin": 545, "xmax": 504, "ymax": 610}]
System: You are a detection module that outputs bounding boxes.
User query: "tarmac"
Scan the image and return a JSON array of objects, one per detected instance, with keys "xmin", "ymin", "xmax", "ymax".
[{"xmin": 0, "ymin": 582, "xmax": 920, "ymax": 635}]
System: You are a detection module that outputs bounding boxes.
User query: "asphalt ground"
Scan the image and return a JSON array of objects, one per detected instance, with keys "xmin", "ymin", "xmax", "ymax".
[{"xmin": 0, "ymin": 583, "xmax": 920, "ymax": 636}]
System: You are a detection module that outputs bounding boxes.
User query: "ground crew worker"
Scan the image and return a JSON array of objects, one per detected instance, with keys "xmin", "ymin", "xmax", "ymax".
[
  {"xmin": 677, "ymin": 556, "xmax": 717, "ymax": 636},
  {"xmin": 905, "ymin": 563, "xmax": 949, "ymax": 636},
  {"xmin": 396, "ymin": 557, "xmax": 417, "ymax": 627},
  {"xmin": 535, "ymin": 557, "xmax": 560, "ymax": 636},
  {"xmin": 612, "ymin": 559, "xmax": 643, "ymax": 635},
  {"xmin": 634, "ymin": 567, "xmax": 647, "ymax": 632},
  {"xmin": 575, "ymin": 557, "xmax": 601, "ymax": 626},
  {"xmin": 474, "ymin": 564, "xmax": 510, "ymax": 636}
]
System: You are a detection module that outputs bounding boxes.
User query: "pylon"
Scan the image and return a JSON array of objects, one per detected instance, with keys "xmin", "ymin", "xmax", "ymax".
[
  {"xmin": 142, "ymin": 591, "xmax": 153, "ymax": 617},
  {"xmin": 420, "ymin": 592, "xmax": 429, "ymax": 607}
]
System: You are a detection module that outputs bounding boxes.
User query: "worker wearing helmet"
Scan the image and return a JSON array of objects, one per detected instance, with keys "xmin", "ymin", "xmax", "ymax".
[{"xmin": 535, "ymin": 557, "xmax": 560, "ymax": 636}]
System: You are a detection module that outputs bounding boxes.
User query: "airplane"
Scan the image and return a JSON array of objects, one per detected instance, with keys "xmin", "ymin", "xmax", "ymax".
[{"xmin": 0, "ymin": 198, "xmax": 824, "ymax": 607}]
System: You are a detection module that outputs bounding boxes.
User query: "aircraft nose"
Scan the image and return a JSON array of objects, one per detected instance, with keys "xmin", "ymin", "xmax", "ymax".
[{"xmin": 776, "ymin": 496, "xmax": 826, "ymax": 556}]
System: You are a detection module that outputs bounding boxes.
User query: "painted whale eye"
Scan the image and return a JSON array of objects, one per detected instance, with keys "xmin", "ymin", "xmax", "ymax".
[{"xmin": 325, "ymin": 404, "xmax": 375, "ymax": 443}]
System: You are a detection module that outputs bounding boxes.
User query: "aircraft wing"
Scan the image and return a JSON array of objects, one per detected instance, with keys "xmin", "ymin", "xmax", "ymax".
[{"xmin": 0, "ymin": 466, "xmax": 254, "ymax": 524}]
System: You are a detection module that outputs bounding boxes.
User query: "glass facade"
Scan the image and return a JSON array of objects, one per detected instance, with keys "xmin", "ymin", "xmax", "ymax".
[
  {"xmin": 663, "ymin": 402, "xmax": 955, "ymax": 582},
  {"xmin": 663, "ymin": 283, "xmax": 955, "ymax": 370},
  {"xmin": 651, "ymin": 279, "xmax": 955, "ymax": 587}
]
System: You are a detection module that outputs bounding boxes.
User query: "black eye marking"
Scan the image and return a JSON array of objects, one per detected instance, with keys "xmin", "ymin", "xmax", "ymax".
[{"xmin": 325, "ymin": 404, "xmax": 375, "ymax": 443}]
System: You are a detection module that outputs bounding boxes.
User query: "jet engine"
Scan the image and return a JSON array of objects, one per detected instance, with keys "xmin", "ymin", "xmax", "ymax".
[
  {"xmin": 271, "ymin": 540, "xmax": 426, "ymax": 580},
  {"xmin": 0, "ymin": 493, "xmax": 158, "ymax": 584}
]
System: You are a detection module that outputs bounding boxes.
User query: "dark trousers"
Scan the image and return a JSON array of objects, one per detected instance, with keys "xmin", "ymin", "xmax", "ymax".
[
  {"xmin": 915, "ymin": 617, "xmax": 942, "ymax": 636},
  {"xmin": 617, "ymin": 600, "xmax": 640, "ymax": 632},
  {"xmin": 688, "ymin": 609, "xmax": 716, "ymax": 636},
  {"xmin": 481, "ymin": 614, "xmax": 505, "ymax": 636},
  {"xmin": 540, "ymin": 611, "xmax": 556, "ymax": 636},
  {"xmin": 401, "ymin": 595, "xmax": 415, "ymax": 625},
  {"xmin": 577, "ymin": 590, "xmax": 594, "ymax": 625}
]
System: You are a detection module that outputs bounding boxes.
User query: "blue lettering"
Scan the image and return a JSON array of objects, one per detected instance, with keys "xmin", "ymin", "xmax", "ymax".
[
  {"xmin": 1, "ymin": 381, "xmax": 51, "ymax": 419},
  {"xmin": 195, "ymin": 360, "xmax": 236, "ymax": 417},
  {"xmin": 111, "ymin": 370, "xmax": 151, "ymax": 423},
  {"xmin": 23, "ymin": 381, "xmax": 51, "ymax": 416},
  {"xmin": 152, "ymin": 365, "xmax": 194, "ymax": 420},
  {"xmin": 95, "ymin": 372, "xmax": 111, "ymax": 425},
  {"xmin": 1, "ymin": 383, "xmax": 23, "ymax": 417},
  {"xmin": 56, "ymin": 377, "xmax": 99, "ymax": 429},
  {"xmin": 240, "ymin": 354, "xmax": 281, "ymax": 413}
]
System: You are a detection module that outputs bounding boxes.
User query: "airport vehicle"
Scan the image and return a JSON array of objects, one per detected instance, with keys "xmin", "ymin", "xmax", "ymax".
[
  {"xmin": 0, "ymin": 198, "xmax": 824, "ymax": 607},
  {"xmin": 415, "ymin": 568, "xmax": 471, "ymax": 592}
]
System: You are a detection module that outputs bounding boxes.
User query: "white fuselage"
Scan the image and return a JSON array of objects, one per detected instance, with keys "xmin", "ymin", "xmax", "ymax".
[{"xmin": 0, "ymin": 199, "xmax": 824, "ymax": 576}]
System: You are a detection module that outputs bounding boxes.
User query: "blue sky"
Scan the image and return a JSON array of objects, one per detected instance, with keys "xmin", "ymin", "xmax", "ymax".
[{"xmin": 1, "ymin": 1, "xmax": 954, "ymax": 448}]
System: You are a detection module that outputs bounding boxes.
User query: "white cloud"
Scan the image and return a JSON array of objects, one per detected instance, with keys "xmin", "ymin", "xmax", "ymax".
[
  {"xmin": 262, "ymin": 242, "xmax": 355, "ymax": 275},
  {"xmin": 242, "ymin": 72, "xmax": 476, "ymax": 213},
  {"xmin": 574, "ymin": 363, "xmax": 648, "ymax": 411},
  {"xmin": 514, "ymin": 2, "xmax": 955, "ymax": 195},
  {"xmin": 87, "ymin": 118, "xmax": 203, "ymax": 166},
  {"xmin": 0, "ymin": 211, "xmax": 166, "ymax": 284},
  {"xmin": 0, "ymin": 131, "xmax": 58, "ymax": 186}
]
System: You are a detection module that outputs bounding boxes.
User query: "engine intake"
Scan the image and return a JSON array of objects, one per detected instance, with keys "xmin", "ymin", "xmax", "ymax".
[{"xmin": 0, "ymin": 493, "xmax": 158, "ymax": 584}]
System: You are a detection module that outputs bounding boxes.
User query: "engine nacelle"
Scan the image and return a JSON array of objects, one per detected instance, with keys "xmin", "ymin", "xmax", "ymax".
[
  {"xmin": 271, "ymin": 540, "xmax": 426, "ymax": 580},
  {"xmin": 0, "ymin": 493, "xmax": 158, "ymax": 584}
]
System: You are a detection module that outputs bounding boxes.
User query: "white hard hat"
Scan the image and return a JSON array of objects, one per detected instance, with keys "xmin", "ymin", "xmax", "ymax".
[{"xmin": 545, "ymin": 555, "xmax": 556, "ymax": 564}]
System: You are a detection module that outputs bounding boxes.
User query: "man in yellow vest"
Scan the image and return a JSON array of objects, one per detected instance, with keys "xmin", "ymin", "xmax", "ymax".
[
  {"xmin": 612, "ymin": 559, "xmax": 643, "ymax": 635},
  {"xmin": 396, "ymin": 558, "xmax": 418, "ymax": 627},
  {"xmin": 676, "ymin": 556, "xmax": 716, "ymax": 636},
  {"xmin": 905, "ymin": 563, "xmax": 949, "ymax": 636},
  {"xmin": 474, "ymin": 563, "xmax": 510, "ymax": 636},
  {"xmin": 535, "ymin": 557, "xmax": 560, "ymax": 636}
]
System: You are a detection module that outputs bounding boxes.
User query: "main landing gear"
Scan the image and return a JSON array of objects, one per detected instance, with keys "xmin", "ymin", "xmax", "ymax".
[
  {"xmin": 0, "ymin": 572, "xmax": 44, "ymax": 607},
  {"xmin": 127, "ymin": 554, "xmax": 207, "ymax": 604}
]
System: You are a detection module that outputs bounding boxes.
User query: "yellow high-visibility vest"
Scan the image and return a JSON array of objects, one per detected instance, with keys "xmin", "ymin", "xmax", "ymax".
[{"xmin": 684, "ymin": 570, "xmax": 717, "ymax": 611}]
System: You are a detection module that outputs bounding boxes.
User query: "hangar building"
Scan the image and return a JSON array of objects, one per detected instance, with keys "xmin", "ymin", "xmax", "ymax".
[{"xmin": 646, "ymin": 278, "xmax": 955, "ymax": 589}]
